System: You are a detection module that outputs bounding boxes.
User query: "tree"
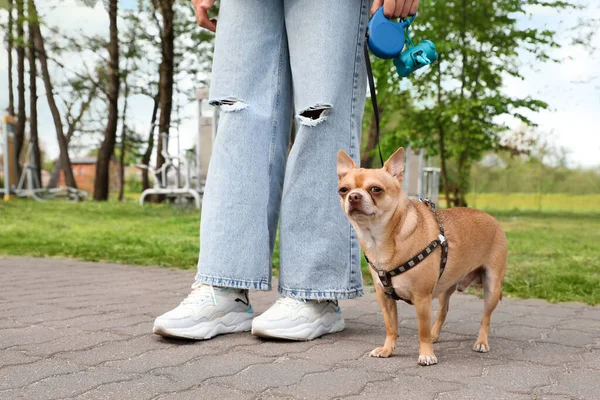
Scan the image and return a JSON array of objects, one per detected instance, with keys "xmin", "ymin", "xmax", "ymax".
[
  {"xmin": 93, "ymin": 0, "xmax": 120, "ymax": 200},
  {"xmin": 15, "ymin": 0, "xmax": 26, "ymax": 175},
  {"xmin": 7, "ymin": 0, "xmax": 15, "ymax": 116},
  {"xmin": 30, "ymin": 0, "xmax": 77, "ymax": 188},
  {"xmin": 27, "ymin": 0, "xmax": 41, "ymax": 184},
  {"xmin": 380, "ymin": 0, "xmax": 580, "ymax": 206},
  {"xmin": 153, "ymin": 0, "xmax": 175, "ymax": 174}
]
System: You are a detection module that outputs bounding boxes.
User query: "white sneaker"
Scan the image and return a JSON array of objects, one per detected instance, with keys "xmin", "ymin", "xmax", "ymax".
[
  {"xmin": 153, "ymin": 283, "xmax": 254, "ymax": 340},
  {"xmin": 251, "ymin": 297, "xmax": 345, "ymax": 341}
]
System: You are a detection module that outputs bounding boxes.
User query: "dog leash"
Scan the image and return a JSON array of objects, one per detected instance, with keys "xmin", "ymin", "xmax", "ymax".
[{"xmin": 364, "ymin": 35, "xmax": 384, "ymax": 167}]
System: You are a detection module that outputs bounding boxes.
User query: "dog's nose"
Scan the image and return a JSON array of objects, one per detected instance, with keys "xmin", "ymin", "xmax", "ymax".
[{"xmin": 349, "ymin": 192, "xmax": 362, "ymax": 203}]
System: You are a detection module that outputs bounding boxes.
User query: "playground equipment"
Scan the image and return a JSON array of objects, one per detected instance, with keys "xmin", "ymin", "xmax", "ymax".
[
  {"xmin": 138, "ymin": 133, "xmax": 203, "ymax": 208},
  {"xmin": 402, "ymin": 146, "xmax": 441, "ymax": 204},
  {"xmin": 1, "ymin": 115, "xmax": 87, "ymax": 202}
]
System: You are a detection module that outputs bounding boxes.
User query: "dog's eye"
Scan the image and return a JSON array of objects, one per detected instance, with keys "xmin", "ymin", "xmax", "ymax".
[
  {"xmin": 338, "ymin": 187, "xmax": 349, "ymax": 195},
  {"xmin": 370, "ymin": 186, "xmax": 383, "ymax": 193}
]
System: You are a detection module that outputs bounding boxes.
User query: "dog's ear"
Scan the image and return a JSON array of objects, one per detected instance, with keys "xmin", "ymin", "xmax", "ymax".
[
  {"xmin": 337, "ymin": 150, "xmax": 356, "ymax": 179},
  {"xmin": 384, "ymin": 147, "xmax": 405, "ymax": 181}
]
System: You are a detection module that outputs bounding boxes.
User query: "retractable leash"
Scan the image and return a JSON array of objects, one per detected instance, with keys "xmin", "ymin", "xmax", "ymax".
[{"xmin": 364, "ymin": 7, "xmax": 438, "ymax": 165}]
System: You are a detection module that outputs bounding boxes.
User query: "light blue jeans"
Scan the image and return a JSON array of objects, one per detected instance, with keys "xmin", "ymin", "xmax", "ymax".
[{"xmin": 196, "ymin": 0, "xmax": 368, "ymax": 300}]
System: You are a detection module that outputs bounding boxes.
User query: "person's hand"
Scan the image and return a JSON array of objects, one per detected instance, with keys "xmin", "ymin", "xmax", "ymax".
[
  {"xmin": 371, "ymin": 0, "xmax": 419, "ymax": 18},
  {"xmin": 191, "ymin": 0, "xmax": 217, "ymax": 32}
]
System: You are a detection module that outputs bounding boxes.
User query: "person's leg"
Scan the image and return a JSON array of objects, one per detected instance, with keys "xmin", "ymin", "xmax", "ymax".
[
  {"xmin": 279, "ymin": 0, "xmax": 368, "ymax": 300},
  {"xmin": 196, "ymin": 0, "xmax": 292, "ymax": 290},
  {"xmin": 251, "ymin": 0, "xmax": 369, "ymax": 341},
  {"xmin": 154, "ymin": 0, "xmax": 293, "ymax": 340}
]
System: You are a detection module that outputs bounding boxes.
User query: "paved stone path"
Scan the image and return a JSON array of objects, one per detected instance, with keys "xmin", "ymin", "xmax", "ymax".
[{"xmin": 0, "ymin": 257, "xmax": 599, "ymax": 400}]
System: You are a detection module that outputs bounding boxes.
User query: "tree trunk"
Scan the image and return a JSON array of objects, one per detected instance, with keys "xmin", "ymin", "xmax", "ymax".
[
  {"xmin": 155, "ymin": 0, "xmax": 174, "ymax": 172},
  {"xmin": 94, "ymin": 0, "xmax": 120, "ymax": 201},
  {"xmin": 435, "ymin": 57, "xmax": 452, "ymax": 208},
  {"xmin": 141, "ymin": 95, "xmax": 159, "ymax": 191},
  {"xmin": 28, "ymin": 0, "xmax": 41, "ymax": 184},
  {"xmin": 437, "ymin": 121, "xmax": 451, "ymax": 208},
  {"xmin": 7, "ymin": 0, "xmax": 15, "ymax": 116},
  {"xmin": 47, "ymin": 128, "xmax": 76, "ymax": 189},
  {"xmin": 15, "ymin": 0, "xmax": 26, "ymax": 176},
  {"xmin": 456, "ymin": 150, "xmax": 470, "ymax": 207},
  {"xmin": 31, "ymin": 0, "xmax": 77, "ymax": 189},
  {"xmin": 118, "ymin": 76, "xmax": 130, "ymax": 202}
]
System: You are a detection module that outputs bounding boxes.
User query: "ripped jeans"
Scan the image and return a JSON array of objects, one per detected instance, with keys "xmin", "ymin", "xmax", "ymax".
[{"xmin": 196, "ymin": 0, "xmax": 369, "ymax": 300}]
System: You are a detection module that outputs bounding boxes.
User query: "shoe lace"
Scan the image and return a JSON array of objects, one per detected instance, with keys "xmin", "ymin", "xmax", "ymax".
[
  {"xmin": 276, "ymin": 297, "xmax": 338, "ymax": 308},
  {"xmin": 275, "ymin": 297, "xmax": 307, "ymax": 308},
  {"xmin": 181, "ymin": 283, "xmax": 218, "ymax": 306}
]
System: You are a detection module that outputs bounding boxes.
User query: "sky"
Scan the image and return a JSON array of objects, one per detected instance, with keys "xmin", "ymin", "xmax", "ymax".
[{"xmin": 0, "ymin": 0, "xmax": 599, "ymax": 168}]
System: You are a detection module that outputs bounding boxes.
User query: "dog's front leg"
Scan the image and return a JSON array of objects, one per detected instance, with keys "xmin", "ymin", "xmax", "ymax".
[
  {"xmin": 414, "ymin": 294, "xmax": 438, "ymax": 366},
  {"xmin": 370, "ymin": 284, "xmax": 398, "ymax": 358}
]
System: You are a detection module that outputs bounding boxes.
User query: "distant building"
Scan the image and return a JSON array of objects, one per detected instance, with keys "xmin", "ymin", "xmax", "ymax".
[{"xmin": 58, "ymin": 158, "xmax": 119, "ymax": 195}]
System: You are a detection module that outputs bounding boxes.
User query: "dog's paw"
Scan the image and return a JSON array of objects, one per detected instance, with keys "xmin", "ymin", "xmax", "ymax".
[
  {"xmin": 369, "ymin": 347, "xmax": 393, "ymax": 358},
  {"xmin": 418, "ymin": 354, "xmax": 438, "ymax": 366},
  {"xmin": 431, "ymin": 333, "xmax": 440, "ymax": 343},
  {"xmin": 473, "ymin": 342, "xmax": 490, "ymax": 353}
]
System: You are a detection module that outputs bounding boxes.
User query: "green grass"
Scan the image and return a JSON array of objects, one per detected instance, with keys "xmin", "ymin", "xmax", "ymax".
[
  {"xmin": 0, "ymin": 201, "xmax": 201, "ymax": 269},
  {"xmin": 0, "ymin": 198, "xmax": 598, "ymax": 304},
  {"xmin": 466, "ymin": 193, "xmax": 600, "ymax": 213}
]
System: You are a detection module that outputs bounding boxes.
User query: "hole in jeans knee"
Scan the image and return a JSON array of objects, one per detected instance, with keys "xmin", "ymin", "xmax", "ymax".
[
  {"xmin": 209, "ymin": 97, "xmax": 248, "ymax": 112},
  {"xmin": 297, "ymin": 104, "xmax": 332, "ymax": 126}
]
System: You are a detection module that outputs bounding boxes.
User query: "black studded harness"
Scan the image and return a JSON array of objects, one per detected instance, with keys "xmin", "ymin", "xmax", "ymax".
[{"xmin": 364, "ymin": 198, "xmax": 449, "ymax": 304}]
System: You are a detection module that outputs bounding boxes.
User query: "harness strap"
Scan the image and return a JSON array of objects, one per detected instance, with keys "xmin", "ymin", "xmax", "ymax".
[{"xmin": 365, "ymin": 199, "xmax": 448, "ymax": 302}]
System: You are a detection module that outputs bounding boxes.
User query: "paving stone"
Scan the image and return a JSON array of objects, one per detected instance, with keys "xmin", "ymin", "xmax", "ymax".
[
  {"xmin": 57, "ymin": 335, "xmax": 174, "ymax": 366},
  {"xmin": 478, "ymin": 361, "xmax": 555, "ymax": 392},
  {"xmin": 0, "ymin": 358, "xmax": 83, "ymax": 390},
  {"xmin": 0, "ymin": 367, "xmax": 129, "ymax": 399},
  {"xmin": 276, "ymin": 368, "xmax": 386, "ymax": 400},
  {"xmin": 0, "ymin": 325, "xmax": 73, "ymax": 349},
  {"xmin": 156, "ymin": 384, "xmax": 255, "ymax": 400},
  {"xmin": 101, "ymin": 342, "xmax": 225, "ymax": 374},
  {"xmin": 1, "ymin": 257, "xmax": 599, "ymax": 400},
  {"xmin": 492, "ymin": 324, "xmax": 548, "ymax": 341},
  {"xmin": 344, "ymin": 375, "xmax": 463, "ymax": 400},
  {"xmin": 514, "ymin": 342, "xmax": 585, "ymax": 366},
  {"xmin": 540, "ymin": 368, "xmax": 600, "ymax": 399},
  {"xmin": 74, "ymin": 374, "xmax": 175, "ymax": 399},
  {"xmin": 241, "ymin": 337, "xmax": 335, "ymax": 358},
  {"xmin": 437, "ymin": 385, "xmax": 531, "ymax": 400},
  {"xmin": 575, "ymin": 349, "xmax": 600, "ymax": 370},
  {"xmin": 540, "ymin": 329, "xmax": 596, "ymax": 347},
  {"xmin": 528, "ymin": 307, "xmax": 581, "ymax": 318},
  {"xmin": 557, "ymin": 318, "xmax": 600, "ymax": 334},
  {"xmin": 13, "ymin": 330, "xmax": 124, "ymax": 357},
  {"xmin": 579, "ymin": 308, "xmax": 600, "ymax": 321},
  {"xmin": 0, "ymin": 350, "xmax": 41, "ymax": 367},
  {"xmin": 207, "ymin": 358, "xmax": 330, "ymax": 392},
  {"xmin": 150, "ymin": 353, "xmax": 275, "ymax": 391},
  {"xmin": 286, "ymin": 340, "xmax": 376, "ymax": 366}
]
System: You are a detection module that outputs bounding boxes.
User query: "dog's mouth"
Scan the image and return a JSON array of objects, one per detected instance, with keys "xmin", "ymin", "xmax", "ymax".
[{"xmin": 348, "ymin": 207, "xmax": 375, "ymax": 217}]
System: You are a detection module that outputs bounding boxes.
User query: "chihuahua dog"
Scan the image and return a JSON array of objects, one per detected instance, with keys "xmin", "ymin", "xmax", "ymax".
[{"xmin": 337, "ymin": 147, "xmax": 508, "ymax": 366}]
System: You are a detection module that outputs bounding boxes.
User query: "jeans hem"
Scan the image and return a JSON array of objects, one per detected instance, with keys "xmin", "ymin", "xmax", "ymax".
[
  {"xmin": 278, "ymin": 285, "xmax": 364, "ymax": 301},
  {"xmin": 195, "ymin": 273, "xmax": 271, "ymax": 291}
]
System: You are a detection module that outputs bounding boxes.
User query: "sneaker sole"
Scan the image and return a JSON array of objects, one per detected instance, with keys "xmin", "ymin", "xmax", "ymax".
[
  {"xmin": 153, "ymin": 311, "xmax": 254, "ymax": 340},
  {"xmin": 251, "ymin": 317, "xmax": 345, "ymax": 341}
]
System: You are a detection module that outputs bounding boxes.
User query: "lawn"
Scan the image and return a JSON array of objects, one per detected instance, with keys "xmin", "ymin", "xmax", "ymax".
[{"xmin": 0, "ymin": 196, "xmax": 598, "ymax": 304}]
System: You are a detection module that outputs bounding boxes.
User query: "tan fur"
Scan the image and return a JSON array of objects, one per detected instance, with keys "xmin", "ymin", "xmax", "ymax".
[{"xmin": 337, "ymin": 147, "xmax": 508, "ymax": 366}]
